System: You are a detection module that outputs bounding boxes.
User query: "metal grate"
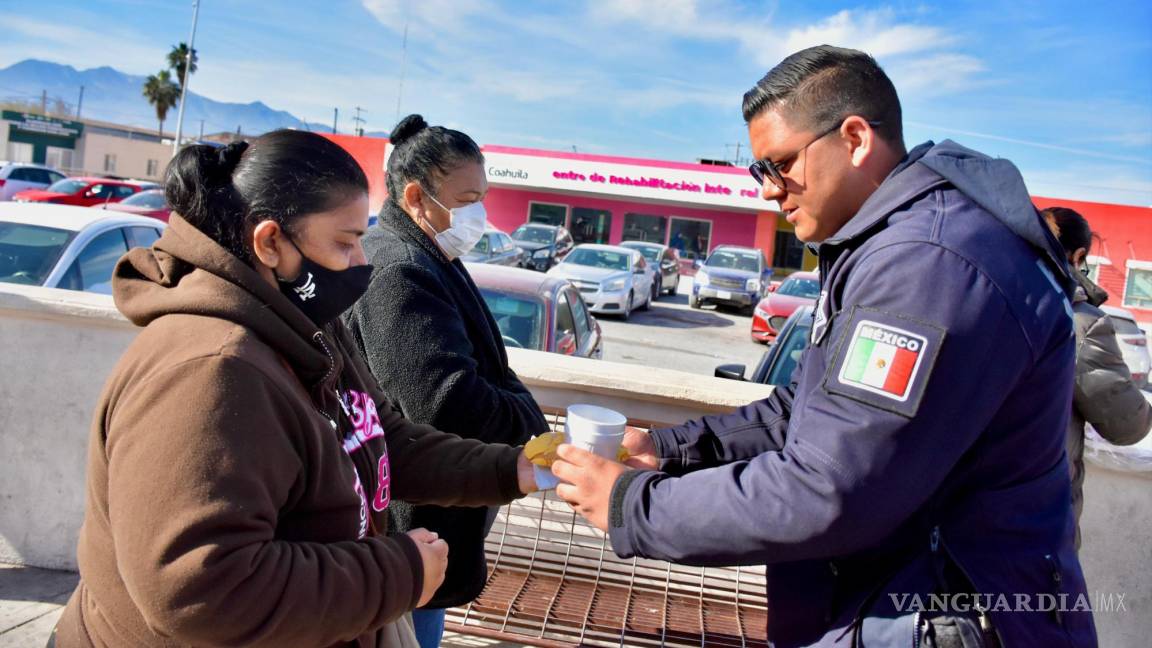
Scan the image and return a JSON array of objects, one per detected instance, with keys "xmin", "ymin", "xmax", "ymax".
[
  {"xmin": 446, "ymin": 408, "xmax": 768, "ymax": 647},
  {"xmin": 709, "ymin": 277, "xmax": 745, "ymax": 291}
]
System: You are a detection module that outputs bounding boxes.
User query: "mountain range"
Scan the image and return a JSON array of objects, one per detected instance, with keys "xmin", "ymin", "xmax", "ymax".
[{"xmin": 0, "ymin": 59, "xmax": 386, "ymax": 138}]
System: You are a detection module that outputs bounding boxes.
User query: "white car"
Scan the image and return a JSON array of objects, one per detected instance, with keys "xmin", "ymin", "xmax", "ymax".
[
  {"xmin": 1101, "ymin": 305, "xmax": 1151, "ymax": 389},
  {"xmin": 0, "ymin": 162, "xmax": 67, "ymax": 201},
  {"xmin": 0, "ymin": 202, "xmax": 166, "ymax": 294},
  {"xmin": 547, "ymin": 244, "xmax": 655, "ymax": 321}
]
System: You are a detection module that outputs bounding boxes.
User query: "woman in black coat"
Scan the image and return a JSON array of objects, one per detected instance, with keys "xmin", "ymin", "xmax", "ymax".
[{"xmin": 344, "ymin": 114, "xmax": 548, "ymax": 648}]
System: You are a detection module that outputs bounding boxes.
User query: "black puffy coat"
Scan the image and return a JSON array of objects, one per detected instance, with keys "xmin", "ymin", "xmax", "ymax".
[{"xmin": 344, "ymin": 201, "xmax": 548, "ymax": 607}]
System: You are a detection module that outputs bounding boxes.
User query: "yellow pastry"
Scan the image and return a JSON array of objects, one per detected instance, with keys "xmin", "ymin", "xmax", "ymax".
[{"xmin": 525, "ymin": 432, "xmax": 565, "ymax": 467}]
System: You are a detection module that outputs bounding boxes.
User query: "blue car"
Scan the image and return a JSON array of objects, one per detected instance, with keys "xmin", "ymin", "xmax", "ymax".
[{"xmin": 689, "ymin": 245, "xmax": 771, "ymax": 314}]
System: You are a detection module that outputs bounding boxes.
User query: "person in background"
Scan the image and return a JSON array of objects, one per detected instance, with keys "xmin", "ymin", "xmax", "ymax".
[
  {"xmin": 52, "ymin": 131, "xmax": 536, "ymax": 648},
  {"xmin": 344, "ymin": 114, "xmax": 548, "ymax": 648},
  {"xmin": 1043, "ymin": 206, "xmax": 1151, "ymax": 547}
]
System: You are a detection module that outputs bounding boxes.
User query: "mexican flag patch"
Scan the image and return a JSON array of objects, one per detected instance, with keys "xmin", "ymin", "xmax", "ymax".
[{"xmin": 837, "ymin": 321, "xmax": 927, "ymax": 402}]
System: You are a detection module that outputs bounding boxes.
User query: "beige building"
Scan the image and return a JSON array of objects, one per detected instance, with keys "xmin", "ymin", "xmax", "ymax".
[{"xmin": 1, "ymin": 110, "xmax": 174, "ymax": 181}]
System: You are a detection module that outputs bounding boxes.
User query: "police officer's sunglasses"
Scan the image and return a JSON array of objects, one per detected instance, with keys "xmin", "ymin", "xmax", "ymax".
[{"xmin": 748, "ymin": 120, "xmax": 884, "ymax": 191}]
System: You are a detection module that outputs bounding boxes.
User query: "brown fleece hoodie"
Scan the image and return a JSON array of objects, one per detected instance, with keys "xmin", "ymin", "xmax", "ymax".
[{"xmin": 54, "ymin": 214, "xmax": 523, "ymax": 648}]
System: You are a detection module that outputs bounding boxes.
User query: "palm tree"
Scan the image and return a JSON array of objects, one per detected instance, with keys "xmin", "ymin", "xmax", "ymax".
[
  {"xmin": 142, "ymin": 70, "xmax": 180, "ymax": 137},
  {"xmin": 167, "ymin": 42, "xmax": 199, "ymax": 90}
]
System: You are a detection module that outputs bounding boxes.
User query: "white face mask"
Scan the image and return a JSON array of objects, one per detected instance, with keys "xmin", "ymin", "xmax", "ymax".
[{"xmin": 423, "ymin": 190, "xmax": 487, "ymax": 259}]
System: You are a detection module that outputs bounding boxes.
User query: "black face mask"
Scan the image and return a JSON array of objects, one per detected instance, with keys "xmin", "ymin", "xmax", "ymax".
[{"xmin": 276, "ymin": 239, "xmax": 373, "ymax": 327}]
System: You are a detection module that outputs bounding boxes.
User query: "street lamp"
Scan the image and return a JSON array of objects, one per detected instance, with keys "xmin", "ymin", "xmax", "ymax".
[{"xmin": 172, "ymin": 0, "xmax": 201, "ymax": 157}]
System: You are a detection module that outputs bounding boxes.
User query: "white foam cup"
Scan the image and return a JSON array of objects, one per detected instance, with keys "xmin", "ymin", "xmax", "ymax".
[
  {"xmin": 564, "ymin": 404, "xmax": 627, "ymax": 459},
  {"xmin": 532, "ymin": 404, "xmax": 628, "ymax": 491}
]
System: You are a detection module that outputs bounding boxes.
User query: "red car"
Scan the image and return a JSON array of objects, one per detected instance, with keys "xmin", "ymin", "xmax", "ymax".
[
  {"xmin": 92, "ymin": 189, "xmax": 171, "ymax": 222},
  {"xmin": 13, "ymin": 177, "xmax": 142, "ymax": 207},
  {"xmin": 751, "ymin": 270, "xmax": 820, "ymax": 343}
]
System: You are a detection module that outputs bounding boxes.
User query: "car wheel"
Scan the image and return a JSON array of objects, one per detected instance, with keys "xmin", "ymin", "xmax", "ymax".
[
  {"xmin": 667, "ymin": 275, "xmax": 678, "ymax": 296},
  {"xmin": 689, "ymin": 295, "xmax": 701, "ymax": 309},
  {"xmin": 653, "ymin": 277, "xmax": 663, "ymax": 300},
  {"xmin": 742, "ymin": 304, "xmax": 755, "ymax": 316},
  {"xmin": 622, "ymin": 292, "xmax": 633, "ymax": 320}
]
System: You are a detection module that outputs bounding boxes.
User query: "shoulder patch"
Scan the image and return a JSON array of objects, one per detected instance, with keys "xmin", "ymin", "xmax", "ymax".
[{"xmin": 823, "ymin": 307, "xmax": 945, "ymax": 418}]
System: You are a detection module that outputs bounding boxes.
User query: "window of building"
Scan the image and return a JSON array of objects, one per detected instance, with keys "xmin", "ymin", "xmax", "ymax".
[
  {"xmin": 45, "ymin": 147, "xmax": 74, "ymax": 172},
  {"xmin": 103, "ymin": 154, "xmax": 117, "ymax": 174},
  {"xmin": 528, "ymin": 202, "xmax": 567, "ymax": 227},
  {"xmin": 5, "ymin": 142, "xmax": 34, "ymax": 163},
  {"xmin": 146, "ymin": 159, "xmax": 160, "ymax": 176},
  {"xmin": 622, "ymin": 213, "xmax": 667, "ymax": 244},
  {"xmin": 773, "ymin": 230, "xmax": 806, "ymax": 271},
  {"xmin": 571, "ymin": 207, "xmax": 611, "ymax": 245},
  {"xmin": 1123, "ymin": 262, "xmax": 1152, "ymax": 310},
  {"xmin": 668, "ymin": 218, "xmax": 711, "ymax": 260}
]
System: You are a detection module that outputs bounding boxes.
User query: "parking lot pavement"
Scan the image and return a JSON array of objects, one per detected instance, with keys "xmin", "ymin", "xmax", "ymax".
[{"xmin": 595, "ymin": 276, "xmax": 767, "ymax": 379}]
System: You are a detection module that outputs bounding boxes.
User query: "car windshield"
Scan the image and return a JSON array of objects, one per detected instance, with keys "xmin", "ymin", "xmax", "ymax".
[
  {"xmin": 121, "ymin": 191, "xmax": 167, "ymax": 209},
  {"xmin": 0, "ymin": 222, "xmax": 73, "ymax": 286},
  {"xmin": 46, "ymin": 179, "xmax": 87, "ymax": 194},
  {"xmin": 777, "ymin": 277, "xmax": 820, "ymax": 299},
  {"xmin": 761, "ymin": 316, "xmax": 813, "ymax": 386},
  {"xmin": 624, "ymin": 243, "xmax": 660, "ymax": 263},
  {"xmin": 512, "ymin": 226, "xmax": 554, "ymax": 244},
  {"xmin": 706, "ymin": 250, "xmax": 760, "ymax": 273},
  {"xmin": 479, "ymin": 289, "xmax": 544, "ymax": 350},
  {"xmin": 564, "ymin": 248, "xmax": 630, "ymax": 271}
]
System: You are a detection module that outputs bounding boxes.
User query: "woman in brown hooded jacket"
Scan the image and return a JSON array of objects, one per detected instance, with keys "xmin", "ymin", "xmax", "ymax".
[{"xmin": 52, "ymin": 130, "xmax": 536, "ymax": 648}]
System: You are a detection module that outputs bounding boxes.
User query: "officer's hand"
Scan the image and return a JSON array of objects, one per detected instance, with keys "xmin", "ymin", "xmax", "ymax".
[
  {"xmin": 406, "ymin": 529, "xmax": 448, "ymax": 608},
  {"xmin": 552, "ymin": 444, "xmax": 629, "ymax": 532},
  {"xmin": 622, "ymin": 426, "xmax": 659, "ymax": 470}
]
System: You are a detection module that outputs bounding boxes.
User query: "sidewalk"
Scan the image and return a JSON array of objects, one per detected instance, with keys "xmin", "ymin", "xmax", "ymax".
[{"xmin": 0, "ymin": 563, "xmax": 522, "ymax": 648}]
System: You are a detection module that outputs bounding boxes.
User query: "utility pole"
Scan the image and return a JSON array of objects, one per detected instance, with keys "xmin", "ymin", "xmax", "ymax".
[
  {"xmin": 332, "ymin": 108, "xmax": 339, "ymax": 134},
  {"xmin": 76, "ymin": 85, "xmax": 84, "ymax": 119},
  {"xmin": 172, "ymin": 0, "xmax": 201, "ymax": 156},
  {"xmin": 198, "ymin": 119, "xmax": 204, "ymax": 139},
  {"xmin": 395, "ymin": 20, "xmax": 408, "ymax": 124},
  {"xmin": 40, "ymin": 90, "xmax": 47, "ymax": 115},
  {"xmin": 352, "ymin": 106, "xmax": 366, "ymax": 136},
  {"xmin": 724, "ymin": 142, "xmax": 744, "ymax": 166}
]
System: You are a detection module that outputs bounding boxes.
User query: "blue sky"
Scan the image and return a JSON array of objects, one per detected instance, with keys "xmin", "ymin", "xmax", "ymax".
[{"xmin": 2, "ymin": 0, "xmax": 1150, "ymax": 205}]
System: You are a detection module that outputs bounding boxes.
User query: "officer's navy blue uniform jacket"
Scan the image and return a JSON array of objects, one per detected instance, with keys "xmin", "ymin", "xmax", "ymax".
[{"xmin": 608, "ymin": 141, "xmax": 1096, "ymax": 647}]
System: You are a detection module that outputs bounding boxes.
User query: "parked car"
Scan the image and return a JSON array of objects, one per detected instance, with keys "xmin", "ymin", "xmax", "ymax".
[
  {"xmin": 462, "ymin": 227, "xmax": 525, "ymax": 266},
  {"xmin": 0, "ymin": 202, "xmax": 165, "ymax": 293},
  {"xmin": 547, "ymin": 244, "xmax": 655, "ymax": 321},
  {"xmin": 1101, "ymin": 305, "xmax": 1151, "ymax": 389},
  {"xmin": 12, "ymin": 176, "xmax": 142, "ymax": 207},
  {"xmin": 92, "ymin": 189, "xmax": 171, "ymax": 222},
  {"xmin": 619, "ymin": 240, "xmax": 681, "ymax": 297},
  {"xmin": 751, "ymin": 270, "xmax": 820, "ymax": 343},
  {"xmin": 716, "ymin": 306, "xmax": 814, "ymax": 386},
  {"xmin": 467, "ymin": 262, "xmax": 603, "ymax": 359},
  {"xmin": 0, "ymin": 162, "xmax": 67, "ymax": 201},
  {"xmin": 690, "ymin": 245, "xmax": 771, "ymax": 314},
  {"xmin": 511, "ymin": 223, "xmax": 574, "ymax": 271}
]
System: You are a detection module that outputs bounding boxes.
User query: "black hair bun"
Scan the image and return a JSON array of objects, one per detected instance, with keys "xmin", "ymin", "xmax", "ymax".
[
  {"xmin": 217, "ymin": 140, "xmax": 249, "ymax": 172},
  {"xmin": 390, "ymin": 114, "xmax": 428, "ymax": 146}
]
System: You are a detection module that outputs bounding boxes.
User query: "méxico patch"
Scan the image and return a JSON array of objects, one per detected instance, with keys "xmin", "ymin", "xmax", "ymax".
[
  {"xmin": 824, "ymin": 307, "xmax": 945, "ymax": 418},
  {"xmin": 838, "ymin": 321, "xmax": 926, "ymax": 401}
]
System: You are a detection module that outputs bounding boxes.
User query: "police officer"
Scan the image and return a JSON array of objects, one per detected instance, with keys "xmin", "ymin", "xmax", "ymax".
[{"xmin": 552, "ymin": 45, "xmax": 1096, "ymax": 647}]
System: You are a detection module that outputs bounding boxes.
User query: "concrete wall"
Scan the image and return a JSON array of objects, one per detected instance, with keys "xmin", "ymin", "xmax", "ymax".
[{"xmin": 0, "ymin": 284, "xmax": 1148, "ymax": 646}]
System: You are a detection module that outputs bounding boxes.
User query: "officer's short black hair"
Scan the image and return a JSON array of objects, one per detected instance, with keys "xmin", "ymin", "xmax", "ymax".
[{"xmin": 742, "ymin": 45, "xmax": 904, "ymax": 150}]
